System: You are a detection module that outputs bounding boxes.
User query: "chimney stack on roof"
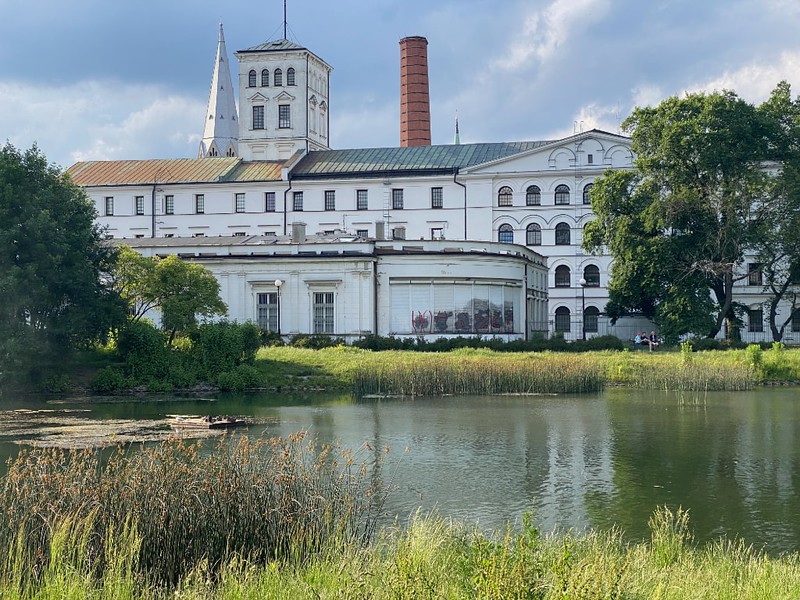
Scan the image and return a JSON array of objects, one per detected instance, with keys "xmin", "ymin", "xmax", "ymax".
[{"xmin": 399, "ymin": 36, "xmax": 431, "ymax": 147}]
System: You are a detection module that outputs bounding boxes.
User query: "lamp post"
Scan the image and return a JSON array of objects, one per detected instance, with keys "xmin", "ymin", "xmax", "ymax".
[
  {"xmin": 274, "ymin": 279, "xmax": 283, "ymax": 336},
  {"xmin": 579, "ymin": 277, "xmax": 587, "ymax": 341}
]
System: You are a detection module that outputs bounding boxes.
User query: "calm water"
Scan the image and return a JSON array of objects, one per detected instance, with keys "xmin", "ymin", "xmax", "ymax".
[{"xmin": 2, "ymin": 387, "xmax": 800, "ymax": 552}]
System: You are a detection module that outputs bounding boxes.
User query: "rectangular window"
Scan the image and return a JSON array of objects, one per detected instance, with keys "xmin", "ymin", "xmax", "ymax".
[
  {"xmin": 356, "ymin": 189, "xmax": 368, "ymax": 210},
  {"xmin": 278, "ymin": 104, "xmax": 291, "ymax": 129},
  {"xmin": 233, "ymin": 231, "xmax": 246, "ymax": 236},
  {"xmin": 392, "ymin": 188, "xmax": 404, "ymax": 210},
  {"xmin": 135, "ymin": 196, "xmax": 144, "ymax": 216},
  {"xmin": 104, "ymin": 197, "xmax": 114, "ymax": 216},
  {"xmin": 192, "ymin": 232, "xmax": 204, "ymax": 238},
  {"xmin": 257, "ymin": 292, "xmax": 278, "ymax": 331},
  {"xmin": 748, "ymin": 308, "xmax": 764, "ymax": 333},
  {"xmin": 252, "ymin": 105, "xmax": 264, "ymax": 129},
  {"xmin": 235, "ymin": 193, "xmax": 245, "ymax": 213},
  {"xmin": 748, "ymin": 263, "xmax": 763, "ymax": 286},
  {"xmin": 356, "ymin": 229, "xmax": 369, "ymax": 238},
  {"xmin": 324, "ymin": 190, "xmax": 336, "ymax": 211},
  {"xmin": 587, "ymin": 154, "xmax": 594, "ymax": 164},
  {"xmin": 293, "ymin": 191, "xmax": 303, "ymax": 211},
  {"xmin": 195, "ymin": 194, "xmax": 204, "ymax": 214},
  {"xmin": 793, "ymin": 310, "xmax": 800, "ymax": 333},
  {"xmin": 431, "ymin": 187, "xmax": 443, "ymax": 209},
  {"xmin": 164, "ymin": 195, "xmax": 174, "ymax": 215},
  {"xmin": 431, "ymin": 227, "xmax": 444, "ymax": 239},
  {"xmin": 313, "ymin": 292, "xmax": 335, "ymax": 334},
  {"xmin": 265, "ymin": 192, "xmax": 276, "ymax": 212}
]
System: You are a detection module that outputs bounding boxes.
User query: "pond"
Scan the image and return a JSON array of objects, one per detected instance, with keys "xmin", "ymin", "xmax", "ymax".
[{"xmin": 1, "ymin": 387, "xmax": 800, "ymax": 552}]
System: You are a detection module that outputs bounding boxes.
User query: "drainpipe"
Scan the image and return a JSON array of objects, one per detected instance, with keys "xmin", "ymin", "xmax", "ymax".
[
  {"xmin": 373, "ymin": 249, "xmax": 379, "ymax": 336},
  {"xmin": 151, "ymin": 182, "xmax": 157, "ymax": 238},
  {"xmin": 283, "ymin": 176, "xmax": 292, "ymax": 236},
  {"xmin": 454, "ymin": 168, "xmax": 467, "ymax": 239}
]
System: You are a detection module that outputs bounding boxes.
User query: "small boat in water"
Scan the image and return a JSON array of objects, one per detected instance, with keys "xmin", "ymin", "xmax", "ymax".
[{"xmin": 172, "ymin": 415, "xmax": 249, "ymax": 430}]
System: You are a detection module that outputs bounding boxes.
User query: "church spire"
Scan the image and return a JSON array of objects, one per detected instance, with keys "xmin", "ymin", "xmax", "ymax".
[{"xmin": 199, "ymin": 23, "xmax": 239, "ymax": 158}]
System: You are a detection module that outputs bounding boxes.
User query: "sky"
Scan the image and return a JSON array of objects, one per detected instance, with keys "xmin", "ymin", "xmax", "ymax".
[{"xmin": 1, "ymin": 0, "xmax": 799, "ymax": 169}]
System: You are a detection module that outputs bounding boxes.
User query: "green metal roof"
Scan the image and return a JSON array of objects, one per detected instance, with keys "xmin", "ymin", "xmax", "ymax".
[{"xmin": 290, "ymin": 141, "xmax": 554, "ymax": 180}]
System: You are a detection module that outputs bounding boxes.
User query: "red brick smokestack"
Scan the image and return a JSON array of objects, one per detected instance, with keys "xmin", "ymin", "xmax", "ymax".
[{"xmin": 400, "ymin": 36, "xmax": 431, "ymax": 147}]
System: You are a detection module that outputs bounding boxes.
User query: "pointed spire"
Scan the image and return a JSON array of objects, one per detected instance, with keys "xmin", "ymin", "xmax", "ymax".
[
  {"xmin": 454, "ymin": 111, "xmax": 460, "ymax": 145},
  {"xmin": 199, "ymin": 23, "xmax": 239, "ymax": 158}
]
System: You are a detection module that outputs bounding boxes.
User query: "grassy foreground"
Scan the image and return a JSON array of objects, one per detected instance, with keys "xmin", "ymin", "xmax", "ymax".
[
  {"xmin": 3, "ymin": 437, "xmax": 800, "ymax": 599},
  {"xmin": 253, "ymin": 344, "xmax": 800, "ymax": 394}
]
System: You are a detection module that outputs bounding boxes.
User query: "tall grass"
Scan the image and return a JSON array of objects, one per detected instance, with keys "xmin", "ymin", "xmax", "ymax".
[{"xmin": 0, "ymin": 433, "xmax": 386, "ymax": 590}]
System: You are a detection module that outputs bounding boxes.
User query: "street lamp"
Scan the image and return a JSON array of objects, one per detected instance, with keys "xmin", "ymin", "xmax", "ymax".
[
  {"xmin": 579, "ymin": 277, "xmax": 587, "ymax": 340},
  {"xmin": 274, "ymin": 279, "xmax": 283, "ymax": 336}
]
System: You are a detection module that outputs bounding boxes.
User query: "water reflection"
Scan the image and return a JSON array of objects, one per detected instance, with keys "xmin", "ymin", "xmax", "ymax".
[{"xmin": 2, "ymin": 388, "xmax": 800, "ymax": 552}]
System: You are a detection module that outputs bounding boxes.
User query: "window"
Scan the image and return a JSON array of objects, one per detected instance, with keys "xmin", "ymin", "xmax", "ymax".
[
  {"xmin": 498, "ymin": 224, "xmax": 514, "ymax": 244},
  {"xmin": 583, "ymin": 183, "xmax": 594, "ymax": 205},
  {"xmin": 233, "ymin": 231, "xmax": 246, "ymax": 237},
  {"xmin": 192, "ymin": 233, "xmax": 203, "ymax": 238},
  {"xmin": 555, "ymin": 184, "xmax": 570, "ymax": 205},
  {"xmin": 587, "ymin": 154, "xmax": 594, "ymax": 165},
  {"xmin": 392, "ymin": 189, "xmax": 404, "ymax": 210},
  {"xmin": 313, "ymin": 292, "xmax": 335, "ymax": 334},
  {"xmin": 252, "ymin": 105, "xmax": 265, "ymax": 129},
  {"xmin": 584, "ymin": 307, "xmax": 600, "ymax": 333},
  {"xmin": 431, "ymin": 227, "xmax": 444, "ymax": 239},
  {"xmin": 555, "ymin": 307, "xmax": 571, "ymax": 332},
  {"xmin": 431, "ymin": 187, "xmax": 443, "ymax": 209},
  {"xmin": 293, "ymin": 191, "xmax": 303, "ymax": 211},
  {"xmin": 356, "ymin": 229, "xmax": 369, "ymax": 238},
  {"xmin": 555, "ymin": 222, "xmax": 571, "ymax": 245},
  {"xmin": 274, "ymin": 68, "xmax": 283, "ymax": 86},
  {"xmin": 234, "ymin": 193, "xmax": 245, "ymax": 213},
  {"xmin": 583, "ymin": 264, "xmax": 600, "ymax": 287},
  {"xmin": 498, "ymin": 186, "xmax": 513, "ymax": 207},
  {"xmin": 287, "ymin": 67, "xmax": 295, "ymax": 86},
  {"xmin": 555, "ymin": 265, "xmax": 571, "ymax": 287},
  {"xmin": 748, "ymin": 308, "xmax": 764, "ymax": 333},
  {"xmin": 257, "ymin": 292, "xmax": 278, "ymax": 331},
  {"xmin": 265, "ymin": 192, "xmax": 276, "ymax": 212},
  {"xmin": 526, "ymin": 185, "xmax": 541, "ymax": 206},
  {"xmin": 324, "ymin": 190, "xmax": 336, "ymax": 211},
  {"xmin": 248, "ymin": 70, "xmax": 256, "ymax": 87},
  {"xmin": 356, "ymin": 189, "xmax": 368, "ymax": 210},
  {"xmin": 526, "ymin": 223, "xmax": 541, "ymax": 246},
  {"xmin": 793, "ymin": 310, "xmax": 800, "ymax": 333},
  {"xmin": 748, "ymin": 263, "xmax": 763, "ymax": 286},
  {"xmin": 278, "ymin": 104, "xmax": 291, "ymax": 128},
  {"xmin": 135, "ymin": 196, "xmax": 144, "ymax": 216},
  {"xmin": 261, "ymin": 69, "xmax": 269, "ymax": 87},
  {"xmin": 104, "ymin": 197, "xmax": 114, "ymax": 216},
  {"xmin": 164, "ymin": 195, "xmax": 174, "ymax": 215},
  {"xmin": 195, "ymin": 194, "xmax": 204, "ymax": 214}
]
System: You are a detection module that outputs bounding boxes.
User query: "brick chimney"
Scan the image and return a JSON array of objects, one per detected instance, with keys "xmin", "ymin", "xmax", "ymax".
[{"xmin": 400, "ymin": 36, "xmax": 431, "ymax": 147}]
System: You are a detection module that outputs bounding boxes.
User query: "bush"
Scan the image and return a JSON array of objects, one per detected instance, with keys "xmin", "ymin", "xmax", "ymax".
[
  {"xmin": 190, "ymin": 321, "xmax": 263, "ymax": 379},
  {"xmin": 290, "ymin": 334, "xmax": 346, "ymax": 349},
  {"xmin": 216, "ymin": 364, "xmax": 263, "ymax": 391},
  {"xmin": 116, "ymin": 320, "xmax": 172, "ymax": 380},
  {"xmin": 90, "ymin": 366, "xmax": 129, "ymax": 393}
]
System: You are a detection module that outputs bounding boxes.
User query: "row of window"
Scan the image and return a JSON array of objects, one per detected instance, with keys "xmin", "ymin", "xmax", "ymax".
[
  {"xmin": 253, "ymin": 104, "xmax": 291, "ymax": 130},
  {"xmin": 498, "ymin": 222, "xmax": 576, "ymax": 246},
  {"xmin": 553, "ymin": 306, "xmax": 601, "ymax": 333},
  {"xmin": 554, "ymin": 265, "xmax": 600, "ymax": 288},
  {"xmin": 248, "ymin": 67, "xmax": 295, "ymax": 88},
  {"xmin": 257, "ymin": 290, "xmax": 334, "ymax": 334},
  {"xmin": 497, "ymin": 183, "xmax": 594, "ymax": 207},
  {"xmin": 748, "ymin": 308, "xmax": 800, "ymax": 333}
]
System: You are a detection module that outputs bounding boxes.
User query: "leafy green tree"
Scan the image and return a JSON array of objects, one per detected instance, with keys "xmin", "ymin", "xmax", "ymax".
[
  {"xmin": 0, "ymin": 143, "xmax": 125, "ymax": 385},
  {"xmin": 585, "ymin": 90, "xmax": 775, "ymax": 339},
  {"xmin": 112, "ymin": 247, "xmax": 227, "ymax": 344}
]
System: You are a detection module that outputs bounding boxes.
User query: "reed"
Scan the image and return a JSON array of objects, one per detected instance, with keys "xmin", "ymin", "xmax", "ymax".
[{"xmin": 0, "ymin": 433, "xmax": 386, "ymax": 590}]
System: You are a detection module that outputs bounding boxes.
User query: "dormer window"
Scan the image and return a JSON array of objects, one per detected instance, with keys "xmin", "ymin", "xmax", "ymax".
[
  {"xmin": 287, "ymin": 67, "xmax": 296, "ymax": 86},
  {"xmin": 248, "ymin": 70, "xmax": 256, "ymax": 87},
  {"xmin": 261, "ymin": 69, "xmax": 269, "ymax": 86},
  {"xmin": 274, "ymin": 68, "xmax": 283, "ymax": 86}
]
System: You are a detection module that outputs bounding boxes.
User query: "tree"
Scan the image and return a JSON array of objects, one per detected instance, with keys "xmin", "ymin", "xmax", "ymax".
[
  {"xmin": 584, "ymin": 90, "xmax": 775, "ymax": 339},
  {"xmin": 112, "ymin": 247, "xmax": 227, "ymax": 344},
  {"xmin": 0, "ymin": 143, "xmax": 125, "ymax": 384}
]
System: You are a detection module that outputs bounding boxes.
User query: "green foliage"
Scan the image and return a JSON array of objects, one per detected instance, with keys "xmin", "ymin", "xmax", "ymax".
[
  {"xmin": 0, "ymin": 143, "xmax": 126, "ymax": 387},
  {"xmin": 90, "ymin": 366, "xmax": 129, "ymax": 393},
  {"xmin": 352, "ymin": 334, "xmax": 623, "ymax": 353},
  {"xmin": 290, "ymin": 334, "xmax": 347, "ymax": 349},
  {"xmin": 115, "ymin": 320, "xmax": 172, "ymax": 381},
  {"xmin": 649, "ymin": 506, "xmax": 693, "ymax": 567},
  {"xmin": 189, "ymin": 321, "xmax": 262, "ymax": 380},
  {"xmin": 745, "ymin": 344, "xmax": 763, "ymax": 371}
]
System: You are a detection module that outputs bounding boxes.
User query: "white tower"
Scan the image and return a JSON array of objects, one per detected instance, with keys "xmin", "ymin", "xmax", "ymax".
[
  {"xmin": 199, "ymin": 24, "xmax": 239, "ymax": 158},
  {"xmin": 235, "ymin": 38, "xmax": 332, "ymax": 160}
]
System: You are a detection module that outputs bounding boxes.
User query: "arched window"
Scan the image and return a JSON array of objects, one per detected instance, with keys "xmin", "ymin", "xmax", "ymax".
[
  {"xmin": 583, "ymin": 264, "xmax": 600, "ymax": 287},
  {"xmin": 584, "ymin": 306, "xmax": 600, "ymax": 333},
  {"xmin": 248, "ymin": 70, "xmax": 257, "ymax": 87},
  {"xmin": 555, "ymin": 222, "xmax": 571, "ymax": 245},
  {"xmin": 498, "ymin": 224, "xmax": 514, "ymax": 243},
  {"xmin": 555, "ymin": 307, "xmax": 571, "ymax": 332},
  {"xmin": 498, "ymin": 186, "xmax": 513, "ymax": 207},
  {"xmin": 274, "ymin": 68, "xmax": 283, "ymax": 86},
  {"xmin": 526, "ymin": 185, "xmax": 541, "ymax": 206},
  {"xmin": 261, "ymin": 69, "xmax": 269, "ymax": 87},
  {"xmin": 583, "ymin": 183, "xmax": 594, "ymax": 205},
  {"xmin": 555, "ymin": 265, "xmax": 571, "ymax": 287},
  {"xmin": 554, "ymin": 184, "xmax": 570, "ymax": 205},
  {"xmin": 526, "ymin": 223, "xmax": 541, "ymax": 246},
  {"xmin": 287, "ymin": 67, "xmax": 296, "ymax": 86}
]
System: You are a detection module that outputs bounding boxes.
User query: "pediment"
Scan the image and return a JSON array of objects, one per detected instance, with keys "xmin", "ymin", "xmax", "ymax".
[
  {"xmin": 247, "ymin": 92, "xmax": 269, "ymax": 103},
  {"xmin": 275, "ymin": 91, "xmax": 296, "ymax": 102}
]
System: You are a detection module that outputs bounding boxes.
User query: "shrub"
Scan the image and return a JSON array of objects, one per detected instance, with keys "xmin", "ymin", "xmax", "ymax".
[
  {"xmin": 90, "ymin": 367, "xmax": 129, "ymax": 393},
  {"xmin": 116, "ymin": 320, "xmax": 172, "ymax": 380},
  {"xmin": 290, "ymin": 334, "xmax": 346, "ymax": 349},
  {"xmin": 190, "ymin": 321, "xmax": 262, "ymax": 379}
]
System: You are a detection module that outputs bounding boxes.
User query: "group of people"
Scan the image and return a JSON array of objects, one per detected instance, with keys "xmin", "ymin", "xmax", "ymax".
[{"xmin": 634, "ymin": 331, "xmax": 660, "ymax": 351}]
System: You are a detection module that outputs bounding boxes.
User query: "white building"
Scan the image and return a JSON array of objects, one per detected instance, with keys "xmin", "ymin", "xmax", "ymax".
[{"xmin": 67, "ymin": 25, "xmax": 798, "ymax": 343}]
